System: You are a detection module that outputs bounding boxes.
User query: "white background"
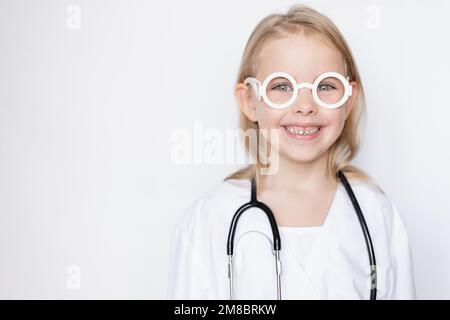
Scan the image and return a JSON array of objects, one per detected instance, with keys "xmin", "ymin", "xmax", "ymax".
[{"xmin": 0, "ymin": 0, "xmax": 449, "ymax": 299}]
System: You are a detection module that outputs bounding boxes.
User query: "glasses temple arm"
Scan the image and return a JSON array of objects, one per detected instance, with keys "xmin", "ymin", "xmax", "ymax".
[{"xmin": 244, "ymin": 77, "xmax": 261, "ymax": 100}]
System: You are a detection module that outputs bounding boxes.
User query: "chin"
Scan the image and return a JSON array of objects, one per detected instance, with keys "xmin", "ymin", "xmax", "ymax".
[{"xmin": 282, "ymin": 150, "xmax": 321, "ymax": 164}]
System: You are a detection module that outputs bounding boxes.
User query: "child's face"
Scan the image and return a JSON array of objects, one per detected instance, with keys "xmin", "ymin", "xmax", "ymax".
[{"xmin": 235, "ymin": 33, "xmax": 359, "ymax": 165}]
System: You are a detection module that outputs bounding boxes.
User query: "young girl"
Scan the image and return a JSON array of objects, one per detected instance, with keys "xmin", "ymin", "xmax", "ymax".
[{"xmin": 167, "ymin": 4, "xmax": 416, "ymax": 299}]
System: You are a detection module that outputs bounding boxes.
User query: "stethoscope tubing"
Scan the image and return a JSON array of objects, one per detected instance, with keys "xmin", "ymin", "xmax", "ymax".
[{"xmin": 226, "ymin": 169, "xmax": 377, "ymax": 300}]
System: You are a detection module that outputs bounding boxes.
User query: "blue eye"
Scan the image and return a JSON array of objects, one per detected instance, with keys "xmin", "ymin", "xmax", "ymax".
[
  {"xmin": 318, "ymin": 83, "xmax": 336, "ymax": 91},
  {"xmin": 272, "ymin": 83, "xmax": 293, "ymax": 92}
]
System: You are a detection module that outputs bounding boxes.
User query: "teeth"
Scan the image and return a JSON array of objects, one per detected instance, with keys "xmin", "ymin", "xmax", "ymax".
[{"xmin": 285, "ymin": 126, "xmax": 320, "ymax": 136}]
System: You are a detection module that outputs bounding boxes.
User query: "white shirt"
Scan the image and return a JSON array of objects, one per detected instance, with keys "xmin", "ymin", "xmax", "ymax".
[
  {"xmin": 167, "ymin": 178, "xmax": 416, "ymax": 300},
  {"xmin": 279, "ymin": 225, "xmax": 322, "ymax": 270}
]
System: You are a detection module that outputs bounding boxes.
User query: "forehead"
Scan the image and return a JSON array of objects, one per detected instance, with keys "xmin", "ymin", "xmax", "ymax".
[{"xmin": 255, "ymin": 33, "xmax": 346, "ymax": 81}]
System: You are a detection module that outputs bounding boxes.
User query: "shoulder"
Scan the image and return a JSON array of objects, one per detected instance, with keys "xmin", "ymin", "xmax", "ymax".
[
  {"xmin": 173, "ymin": 179, "xmax": 251, "ymax": 239},
  {"xmin": 344, "ymin": 179, "xmax": 408, "ymax": 238},
  {"xmin": 345, "ymin": 179, "xmax": 388, "ymax": 207},
  {"xmin": 342, "ymin": 179, "xmax": 415, "ymax": 298}
]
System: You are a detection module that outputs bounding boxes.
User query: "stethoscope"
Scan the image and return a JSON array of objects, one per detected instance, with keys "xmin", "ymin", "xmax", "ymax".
[{"xmin": 226, "ymin": 170, "xmax": 377, "ymax": 300}]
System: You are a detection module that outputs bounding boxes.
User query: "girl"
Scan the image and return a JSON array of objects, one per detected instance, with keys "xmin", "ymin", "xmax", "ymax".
[{"xmin": 167, "ymin": 4, "xmax": 416, "ymax": 299}]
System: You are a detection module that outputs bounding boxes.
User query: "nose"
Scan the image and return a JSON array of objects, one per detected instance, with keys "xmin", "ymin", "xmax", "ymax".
[{"xmin": 290, "ymin": 87, "xmax": 318, "ymax": 115}]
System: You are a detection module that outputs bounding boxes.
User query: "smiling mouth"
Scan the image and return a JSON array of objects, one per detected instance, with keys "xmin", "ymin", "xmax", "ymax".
[{"xmin": 283, "ymin": 125, "xmax": 322, "ymax": 136}]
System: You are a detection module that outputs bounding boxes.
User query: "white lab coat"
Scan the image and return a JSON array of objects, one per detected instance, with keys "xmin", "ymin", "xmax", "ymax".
[{"xmin": 167, "ymin": 178, "xmax": 416, "ymax": 300}]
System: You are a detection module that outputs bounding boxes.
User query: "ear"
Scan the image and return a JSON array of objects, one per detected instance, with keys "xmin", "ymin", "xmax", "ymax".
[
  {"xmin": 234, "ymin": 82, "xmax": 258, "ymax": 122},
  {"xmin": 345, "ymin": 81, "xmax": 359, "ymax": 120}
]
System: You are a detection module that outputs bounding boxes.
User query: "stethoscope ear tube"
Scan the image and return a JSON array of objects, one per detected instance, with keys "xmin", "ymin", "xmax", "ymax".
[
  {"xmin": 227, "ymin": 171, "xmax": 282, "ymax": 299},
  {"xmin": 227, "ymin": 176, "xmax": 281, "ymax": 256},
  {"xmin": 338, "ymin": 170, "xmax": 377, "ymax": 300}
]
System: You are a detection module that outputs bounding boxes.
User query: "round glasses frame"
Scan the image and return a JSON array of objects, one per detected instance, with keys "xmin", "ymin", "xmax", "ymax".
[{"xmin": 244, "ymin": 71, "xmax": 353, "ymax": 110}]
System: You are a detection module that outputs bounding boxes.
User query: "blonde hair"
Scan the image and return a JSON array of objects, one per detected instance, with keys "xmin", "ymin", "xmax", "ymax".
[{"xmin": 225, "ymin": 4, "xmax": 380, "ymax": 190}]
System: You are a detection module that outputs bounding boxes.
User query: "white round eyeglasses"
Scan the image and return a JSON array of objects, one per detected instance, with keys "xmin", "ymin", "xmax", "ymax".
[{"xmin": 244, "ymin": 71, "xmax": 353, "ymax": 110}]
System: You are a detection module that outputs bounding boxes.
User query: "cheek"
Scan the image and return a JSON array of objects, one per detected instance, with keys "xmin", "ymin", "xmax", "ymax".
[
  {"xmin": 323, "ymin": 110, "xmax": 347, "ymax": 139},
  {"xmin": 334, "ymin": 110, "xmax": 347, "ymax": 131},
  {"xmin": 326, "ymin": 107, "xmax": 345, "ymax": 121},
  {"xmin": 255, "ymin": 104, "xmax": 285, "ymax": 129}
]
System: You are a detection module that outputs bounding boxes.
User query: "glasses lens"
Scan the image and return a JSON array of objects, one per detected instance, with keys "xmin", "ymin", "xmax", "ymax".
[
  {"xmin": 316, "ymin": 76, "xmax": 346, "ymax": 105},
  {"xmin": 265, "ymin": 76, "xmax": 295, "ymax": 106}
]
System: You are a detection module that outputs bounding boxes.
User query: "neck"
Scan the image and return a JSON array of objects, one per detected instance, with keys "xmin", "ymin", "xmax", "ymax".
[{"xmin": 259, "ymin": 151, "xmax": 333, "ymax": 192}]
